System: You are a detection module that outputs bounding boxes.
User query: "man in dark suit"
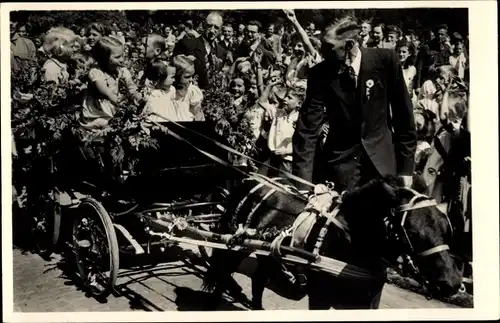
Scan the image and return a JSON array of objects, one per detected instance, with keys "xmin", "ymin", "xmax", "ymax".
[
  {"xmin": 173, "ymin": 12, "xmax": 228, "ymax": 89},
  {"xmin": 219, "ymin": 24, "xmax": 237, "ymax": 53},
  {"xmin": 293, "ymin": 18, "xmax": 416, "ymax": 193},
  {"xmin": 234, "ymin": 20, "xmax": 275, "ymax": 69},
  {"xmin": 292, "ymin": 18, "xmax": 416, "ymax": 310}
]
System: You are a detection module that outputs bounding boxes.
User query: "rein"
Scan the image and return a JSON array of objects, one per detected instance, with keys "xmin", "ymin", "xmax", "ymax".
[
  {"xmin": 148, "ymin": 119, "xmax": 309, "ymax": 204},
  {"xmin": 149, "ymin": 113, "xmax": 315, "ymax": 190}
]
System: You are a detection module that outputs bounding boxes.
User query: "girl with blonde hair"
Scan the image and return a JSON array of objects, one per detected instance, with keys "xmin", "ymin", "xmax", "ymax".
[
  {"xmin": 41, "ymin": 27, "xmax": 78, "ymax": 85},
  {"xmin": 172, "ymin": 54, "xmax": 205, "ymax": 121},
  {"xmin": 79, "ymin": 36, "xmax": 141, "ymax": 134}
]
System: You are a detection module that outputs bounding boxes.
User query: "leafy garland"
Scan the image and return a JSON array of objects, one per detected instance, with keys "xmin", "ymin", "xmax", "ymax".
[
  {"xmin": 11, "ymin": 66, "xmax": 83, "ymax": 172},
  {"xmin": 12, "ymin": 52, "xmax": 257, "ymax": 191},
  {"xmin": 202, "ymin": 59, "xmax": 257, "ymax": 161}
]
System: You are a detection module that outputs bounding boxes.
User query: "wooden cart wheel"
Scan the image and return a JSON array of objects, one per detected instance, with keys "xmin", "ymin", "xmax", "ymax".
[
  {"xmin": 29, "ymin": 188, "xmax": 62, "ymax": 259},
  {"xmin": 196, "ymin": 186, "xmax": 228, "ymax": 266},
  {"xmin": 27, "ymin": 157, "xmax": 62, "ymax": 259},
  {"xmin": 73, "ymin": 198, "xmax": 119, "ymax": 299}
]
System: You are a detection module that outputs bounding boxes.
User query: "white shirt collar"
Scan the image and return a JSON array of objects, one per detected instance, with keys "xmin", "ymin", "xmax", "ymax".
[{"xmin": 350, "ymin": 49, "xmax": 362, "ymax": 77}]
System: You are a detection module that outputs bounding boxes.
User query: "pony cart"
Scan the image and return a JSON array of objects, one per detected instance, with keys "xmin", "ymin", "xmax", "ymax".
[
  {"xmin": 20, "ymin": 119, "xmax": 465, "ymax": 307},
  {"xmin": 22, "ymin": 121, "xmax": 235, "ymax": 297}
]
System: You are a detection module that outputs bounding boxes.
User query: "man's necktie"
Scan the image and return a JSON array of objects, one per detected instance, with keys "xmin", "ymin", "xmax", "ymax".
[
  {"xmin": 339, "ymin": 52, "xmax": 357, "ymax": 89},
  {"xmin": 339, "ymin": 64, "xmax": 356, "ymax": 90}
]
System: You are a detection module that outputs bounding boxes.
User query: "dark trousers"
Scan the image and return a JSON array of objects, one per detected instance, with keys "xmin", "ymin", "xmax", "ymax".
[{"xmin": 321, "ymin": 146, "xmax": 382, "ymax": 193}]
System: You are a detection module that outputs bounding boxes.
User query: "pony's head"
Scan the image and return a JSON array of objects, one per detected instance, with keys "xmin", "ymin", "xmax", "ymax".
[
  {"xmin": 340, "ymin": 175, "xmax": 462, "ymax": 298},
  {"xmin": 387, "ymin": 178, "xmax": 463, "ymax": 298}
]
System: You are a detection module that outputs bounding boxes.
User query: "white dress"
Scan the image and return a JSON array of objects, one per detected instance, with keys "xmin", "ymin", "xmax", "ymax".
[
  {"xmin": 145, "ymin": 86, "xmax": 194, "ymax": 122},
  {"xmin": 173, "ymin": 83, "xmax": 205, "ymax": 121},
  {"xmin": 402, "ymin": 65, "xmax": 417, "ymax": 101}
]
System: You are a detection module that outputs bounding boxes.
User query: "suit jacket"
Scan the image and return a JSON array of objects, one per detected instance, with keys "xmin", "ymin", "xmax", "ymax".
[
  {"xmin": 234, "ymin": 40, "xmax": 275, "ymax": 69},
  {"xmin": 219, "ymin": 38, "xmax": 237, "ymax": 53},
  {"xmin": 173, "ymin": 36, "xmax": 228, "ymax": 89},
  {"xmin": 292, "ymin": 48, "xmax": 416, "ymax": 189}
]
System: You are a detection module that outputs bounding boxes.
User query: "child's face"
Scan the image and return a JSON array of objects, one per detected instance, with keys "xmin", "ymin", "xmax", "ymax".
[
  {"xmin": 283, "ymin": 92, "xmax": 300, "ymax": 112},
  {"xmin": 178, "ymin": 68, "xmax": 194, "ymax": 86},
  {"xmin": 387, "ymin": 32, "xmax": 399, "ymax": 44},
  {"xmin": 230, "ymin": 78, "xmax": 246, "ymax": 98},
  {"xmin": 163, "ymin": 66, "xmax": 176, "ymax": 88},
  {"xmin": 145, "ymin": 38, "xmax": 159, "ymax": 59},
  {"xmin": 87, "ymin": 28, "xmax": 102, "ymax": 47},
  {"xmin": 131, "ymin": 52, "xmax": 139, "ymax": 61},
  {"xmin": 454, "ymin": 42, "xmax": 463, "ymax": 55},
  {"xmin": 17, "ymin": 25, "xmax": 27, "ymax": 37},
  {"xmin": 248, "ymin": 78, "xmax": 259, "ymax": 100},
  {"xmin": 72, "ymin": 41, "xmax": 81, "ymax": 53},
  {"xmin": 293, "ymin": 41, "xmax": 305, "ymax": 56},
  {"xmin": 109, "ymin": 46, "xmax": 124, "ymax": 71},
  {"xmin": 398, "ymin": 46, "xmax": 410, "ymax": 63}
]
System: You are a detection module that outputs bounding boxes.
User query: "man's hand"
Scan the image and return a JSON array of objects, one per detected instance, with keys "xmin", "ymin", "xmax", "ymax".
[
  {"xmin": 253, "ymin": 49, "xmax": 263, "ymax": 65},
  {"xmin": 250, "ymin": 35, "xmax": 261, "ymax": 52},
  {"xmin": 274, "ymin": 147, "xmax": 289, "ymax": 156},
  {"xmin": 400, "ymin": 175, "xmax": 413, "ymax": 188}
]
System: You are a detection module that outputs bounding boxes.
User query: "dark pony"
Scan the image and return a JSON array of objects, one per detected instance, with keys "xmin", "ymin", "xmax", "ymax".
[
  {"xmin": 203, "ymin": 175, "xmax": 462, "ymax": 309},
  {"xmin": 421, "ymin": 82, "xmax": 471, "ymax": 277}
]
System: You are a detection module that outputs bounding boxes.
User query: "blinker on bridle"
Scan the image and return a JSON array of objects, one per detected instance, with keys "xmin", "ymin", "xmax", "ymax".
[{"xmin": 386, "ymin": 188, "xmax": 461, "ymax": 297}]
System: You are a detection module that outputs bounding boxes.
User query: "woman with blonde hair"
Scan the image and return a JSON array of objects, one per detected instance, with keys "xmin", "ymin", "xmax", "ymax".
[
  {"xmin": 41, "ymin": 27, "xmax": 78, "ymax": 85},
  {"xmin": 172, "ymin": 54, "xmax": 205, "ymax": 121}
]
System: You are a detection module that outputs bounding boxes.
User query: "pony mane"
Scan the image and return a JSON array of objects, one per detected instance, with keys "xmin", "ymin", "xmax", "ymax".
[{"xmin": 340, "ymin": 175, "xmax": 402, "ymax": 210}]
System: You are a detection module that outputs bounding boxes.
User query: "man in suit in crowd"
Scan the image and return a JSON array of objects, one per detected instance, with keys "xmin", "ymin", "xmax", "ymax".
[
  {"xmin": 291, "ymin": 17, "xmax": 416, "ymax": 310},
  {"xmin": 219, "ymin": 24, "xmax": 237, "ymax": 53},
  {"xmin": 293, "ymin": 17, "xmax": 416, "ymax": 194},
  {"xmin": 173, "ymin": 11, "xmax": 228, "ymax": 89},
  {"xmin": 366, "ymin": 23, "xmax": 385, "ymax": 48},
  {"xmin": 358, "ymin": 20, "xmax": 373, "ymax": 48},
  {"xmin": 234, "ymin": 20, "xmax": 275, "ymax": 69}
]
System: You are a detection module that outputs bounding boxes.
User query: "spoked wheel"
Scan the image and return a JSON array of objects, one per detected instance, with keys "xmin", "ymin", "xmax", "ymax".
[
  {"xmin": 72, "ymin": 198, "xmax": 119, "ymax": 299},
  {"xmin": 29, "ymin": 188, "xmax": 62, "ymax": 259},
  {"xmin": 195, "ymin": 186, "xmax": 228, "ymax": 266}
]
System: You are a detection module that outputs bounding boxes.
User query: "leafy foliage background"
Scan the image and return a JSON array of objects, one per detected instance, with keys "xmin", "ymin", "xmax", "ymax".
[{"xmin": 12, "ymin": 8, "xmax": 469, "ymax": 39}]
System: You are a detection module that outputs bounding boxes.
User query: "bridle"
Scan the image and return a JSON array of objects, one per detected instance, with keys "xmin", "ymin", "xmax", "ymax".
[{"xmin": 386, "ymin": 187, "xmax": 461, "ymax": 297}]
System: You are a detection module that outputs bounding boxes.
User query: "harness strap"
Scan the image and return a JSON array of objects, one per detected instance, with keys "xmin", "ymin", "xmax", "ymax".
[
  {"xmin": 312, "ymin": 206, "xmax": 342, "ymax": 256},
  {"xmin": 245, "ymin": 188, "xmax": 277, "ymax": 227},
  {"xmin": 234, "ymin": 181, "xmax": 268, "ymax": 218},
  {"xmin": 418, "ymin": 244, "xmax": 450, "ymax": 257},
  {"xmin": 397, "ymin": 198, "xmax": 437, "ymax": 212}
]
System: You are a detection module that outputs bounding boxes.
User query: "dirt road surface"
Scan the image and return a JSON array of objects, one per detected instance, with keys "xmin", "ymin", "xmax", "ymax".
[{"xmin": 11, "ymin": 245, "xmax": 459, "ymax": 312}]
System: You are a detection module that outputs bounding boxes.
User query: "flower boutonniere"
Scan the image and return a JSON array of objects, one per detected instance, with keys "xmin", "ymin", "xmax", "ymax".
[{"xmin": 365, "ymin": 79, "xmax": 375, "ymax": 100}]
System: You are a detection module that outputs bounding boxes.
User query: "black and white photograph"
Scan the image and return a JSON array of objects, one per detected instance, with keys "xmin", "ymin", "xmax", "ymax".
[{"xmin": 2, "ymin": 1, "xmax": 498, "ymax": 321}]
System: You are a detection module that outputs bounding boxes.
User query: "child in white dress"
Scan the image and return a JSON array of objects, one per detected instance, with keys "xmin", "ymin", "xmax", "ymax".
[
  {"xmin": 41, "ymin": 27, "xmax": 77, "ymax": 86},
  {"xmin": 171, "ymin": 55, "xmax": 205, "ymax": 121},
  {"xmin": 143, "ymin": 60, "xmax": 195, "ymax": 122}
]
